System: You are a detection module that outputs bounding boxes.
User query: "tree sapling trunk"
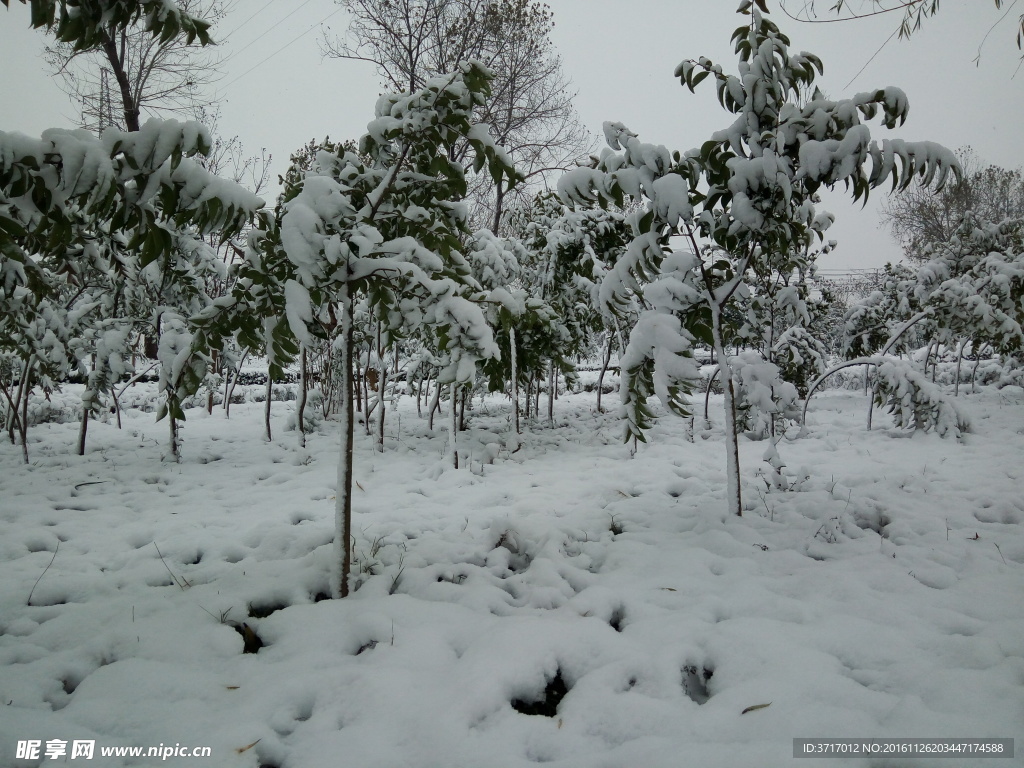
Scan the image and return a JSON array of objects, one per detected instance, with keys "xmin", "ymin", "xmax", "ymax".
[
  {"xmin": 264, "ymin": 373, "xmax": 273, "ymax": 442},
  {"xmin": 297, "ymin": 346, "xmax": 308, "ymax": 449},
  {"xmin": 335, "ymin": 290, "xmax": 355, "ymax": 598}
]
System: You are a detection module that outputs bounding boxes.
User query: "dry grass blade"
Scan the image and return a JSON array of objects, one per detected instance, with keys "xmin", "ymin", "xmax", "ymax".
[
  {"xmin": 234, "ymin": 739, "xmax": 260, "ymax": 754},
  {"xmin": 153, "ymin": 542, "xmax": 190, "ymax": 590},
  {"xmin": 74, "ymin": 480, "xmax": 108, "ymax": 490},
  {"xmin": 27, "ymin": 540, "xmax": 60, "ymax": 606},
  {"xmin": 741, "ymin": 702, "xmax": 772, "ymax": 714}
]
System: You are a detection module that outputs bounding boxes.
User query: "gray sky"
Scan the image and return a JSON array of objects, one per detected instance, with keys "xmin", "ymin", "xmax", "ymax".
[{"xmin": 2, "ymin": 0, "xmax": 1021, "ymax": 270}]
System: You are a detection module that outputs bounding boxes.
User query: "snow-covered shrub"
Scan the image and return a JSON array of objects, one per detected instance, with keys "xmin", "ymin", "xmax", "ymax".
[
  {"xmin": 872, "ymin": 359, "xmax": 969, "ymax": 437},
  {"xmin": 756, "ymin": 441, "xmax": 808, "ymax": 492},
  {"xmin": 771, "ymin": 326, "xmax": 829, "ymax": 399},
  {"xmin": 731, "ymin": 353, "xmax": 800, "ymax": 440}
]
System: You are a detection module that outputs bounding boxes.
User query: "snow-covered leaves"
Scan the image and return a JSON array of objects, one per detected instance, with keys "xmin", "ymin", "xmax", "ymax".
[
  {"xmin": 730, "ymin": 352, "xmax": 800, "ymax": 439},
  {"xmin": 0, "ymin": 120, "xmax": 262, "ymax": 276},
  {"xmin": 619, "ymin": 312, "xmax": 698, "ymax": 442},
  {"xmin": 872, "ymin": 358, "xmax": 970, "ymax": 438},
  {"xmin": 193, "ymin": 62, "xmax": 517, "ymax": 394},
  {"xmin": 844, "ymin": 215, "xmax": 1024, "ymax": 395},
  {"xmin": 2, "ymin": 0, "xmax": 214, "ymax": 50},
  {"xmin": 0, "ymin": 119, "xmax": 263, "ymax": 451}
]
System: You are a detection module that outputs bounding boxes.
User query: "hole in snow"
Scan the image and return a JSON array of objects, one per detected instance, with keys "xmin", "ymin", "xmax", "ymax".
[
  {"xmin": 247, "ymin": 601, "xmax": 288, "ymax": 619},
  {"xmin": 222, "ymin": 549, "xmax": 246, "ymax": 564},
  {"xmin": 233, "ymin": 622, "xmax": 264, "ymax": 654},
  {"xmin": 511, "ymin": 670, "xmax": 569, "ymax": 717},
  {"xmin": 608, "ymin": 606, "xmax": 626, "ymax": 633},
  {"xmin": 682, "ymin": 665, "xmax": 713, "ymax": 705},
  {"xmin": 356, "ymin": 640, "xmax": 378, "ymax": 655},
  {"xmin": 29, "ymin": 594, "xmax": 67, "ymax": 607}
]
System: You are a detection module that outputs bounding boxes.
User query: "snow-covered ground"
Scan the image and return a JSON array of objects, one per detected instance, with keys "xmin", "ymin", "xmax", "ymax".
[{"xmin": 2, "ymin": 384, "xmax": 1023, "ymax": 767}]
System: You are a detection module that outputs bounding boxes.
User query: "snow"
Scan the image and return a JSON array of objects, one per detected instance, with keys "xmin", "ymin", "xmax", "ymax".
[{"xmin": 2, "ymin": 383, "xmax": 1024, "ymax": 767}]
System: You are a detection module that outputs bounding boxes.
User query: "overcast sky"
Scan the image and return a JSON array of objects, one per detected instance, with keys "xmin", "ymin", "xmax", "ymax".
[{"xmin": 2, "ymin": 0, "xmax": 1021, "ymax": 270}]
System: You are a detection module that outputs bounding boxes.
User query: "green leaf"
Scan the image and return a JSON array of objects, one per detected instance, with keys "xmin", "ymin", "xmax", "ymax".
[{"xmin": 691, "ymin": 69, "xmax": 711, "ymax": 88}]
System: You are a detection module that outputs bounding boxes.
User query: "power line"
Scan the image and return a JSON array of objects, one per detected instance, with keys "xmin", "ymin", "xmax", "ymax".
[
  {"xmin": 221, "ymin": 0, "xmax": 276, "ymax": 41},
  {"xmin": 223, "ymin": 0, "xmax": 317, "ymax": 67},
  {"xmin": 223, "ymin": 6, "xmax": 343, "ymax": 89},
  {"xmin": 843, "ymin": 26, "xmax": 899, "ymax": 89}
]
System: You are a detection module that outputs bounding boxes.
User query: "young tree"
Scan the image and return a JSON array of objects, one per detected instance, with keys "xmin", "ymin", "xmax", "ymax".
[
  {"xmin": 190, "ymin": 62, "xmax": 517, "ymax": 597},
  {"xmin": 559, "ymin": 1, "xmax": 958, "ymax": 516},
  {"xmin": 517, "ymin": 193, "xmax": 633, "ymax": 416},
  {"xmin": 322, "ymin": 0, "xmax": 590, "ymax": 231}
]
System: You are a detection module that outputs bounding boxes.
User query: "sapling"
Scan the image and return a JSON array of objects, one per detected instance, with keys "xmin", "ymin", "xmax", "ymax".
[{"xmin": 559, "ymin": 2, "xmax": 958, "ymax": 515}]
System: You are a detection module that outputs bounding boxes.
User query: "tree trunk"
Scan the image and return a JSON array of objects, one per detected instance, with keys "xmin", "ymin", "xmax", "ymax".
[
  {"xmin": 297, "ymin": 346, "xmax": 308, "ymax": 449},
  {"xmin": 353, "ymin": 363, "xmax": 362, "ymax": 413},
  {"xmin": 547, "ymin": 361, "xmax": 555, "ymax": 425},
  {"xmin": 206, "ymin": 351, "xmax": 217, "ymax": 415},
  {"xmin": 167, "ymin": 395, "xmax": 180, "ymax": 463},
  {"xmin": 7, "ymin": 360, "xmax": 28, "ymax": 448},
  {"xmin": 3, "ymin": 385, "xmax": 16, "ymax": 445},
  {"xmin": 222, "ymin": 368, "xmax": 232, "ymax": 410},
  {"xmin": 597, "ymin": 333, "xmax": 613, "ymax": 413},
  {"xmin": 971, "ymin": 344, "xmax": 984, "ymax": 393},
  {"xmin": 491, "ymin": 178, "xmax": 506, "ymax": 234},
  {"xmin": 20, "ymin": 370, "xmax": 29, "ymax": 464},
  {"xmin": 866, "ymin": 364, "xmax": 875, "ymax": 431},
  {"xmin": 428, "ymin": 379, "xmax": 441, "ymax": 431},
  {"xmin": 375, "ymin": 329, "xmax": 386, "ymax": 453},
  {"xmin": 102, "ymin": 28, "xmax": 141, "ymax": 132},
  {"xmin": 264, "ymin": 373, "xmax": 273, "ymax": 442},
  {"xmin": 954, "ymin": 338, "xmax": 965, "ymax": 397},
  {"xmin": 77, "ymin": 392, "xmax": 91, "ymax": 456},
  {"xmin": 9, "ymin": 358, "xmax": 30, "ymax": 447},
  {"xmin": 711, "ymin": 306, "xmax": 742, "ymax": 517},
  {"xmin": 224, "ymin": 350, "xmax": 249, "ymax": 418},
  {"xmin": 510, "ymin": 324, "xmax": 520, "ymax": 433},
  {"xmin": 450, "ymin": 383, "xmax": 459, "ymax": 469},
  {"xmin": 335, "ymin": 290, "xmax": 355, "ymax": 598},
  {"xmin": 12, "ymin": 361, "xmax": 32, "ymax": 463}
]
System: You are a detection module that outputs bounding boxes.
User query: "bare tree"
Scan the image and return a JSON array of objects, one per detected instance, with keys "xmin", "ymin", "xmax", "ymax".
[
  {"xmin": 44, "ymin": 0, "xmax": 233, "ymax": 133},
  {"xmin": 322, "ymin": 0, "xmax": 592, "ymax": 232},
  {"xmin": 882, "ymin": 147, "xmax": 1024, "ymax": 263}
]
